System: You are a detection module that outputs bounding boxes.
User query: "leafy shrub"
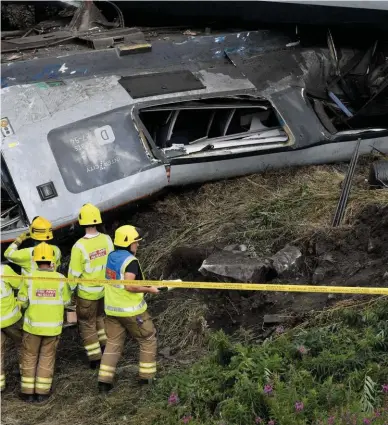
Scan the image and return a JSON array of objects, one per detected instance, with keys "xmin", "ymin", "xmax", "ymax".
[{"xmin": 130, "ymin": 298, "xmax": 388, "ymax": 425}]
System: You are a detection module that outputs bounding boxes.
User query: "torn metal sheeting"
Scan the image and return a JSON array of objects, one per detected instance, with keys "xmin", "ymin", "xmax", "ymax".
[
  {"xmin": 77, "ymin": 27, "xmax": 146, "ymax": 50},
  {"xmin": 1, "ymin": 31, "xmax": 74, "ymax": 53}
]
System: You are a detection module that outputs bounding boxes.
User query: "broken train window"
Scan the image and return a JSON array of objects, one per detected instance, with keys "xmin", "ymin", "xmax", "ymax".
[
  {"xmin": 138, "ymin": 97, "xmax": 290, "ymax": 158},
  {"xmin": 1, "ymin": 155, "xmax": 28, "ymax": 232}
]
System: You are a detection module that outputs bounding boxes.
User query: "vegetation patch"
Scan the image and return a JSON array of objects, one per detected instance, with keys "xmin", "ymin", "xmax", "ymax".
[{"xmin": 130, "ymin": 297, "xmax": 388, "ymax": 425}]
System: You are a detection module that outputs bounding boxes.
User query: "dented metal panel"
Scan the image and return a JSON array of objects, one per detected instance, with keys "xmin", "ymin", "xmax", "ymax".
[{"xmin": 0, "ymin": 75, "xmax": 167, "ymax": 231}]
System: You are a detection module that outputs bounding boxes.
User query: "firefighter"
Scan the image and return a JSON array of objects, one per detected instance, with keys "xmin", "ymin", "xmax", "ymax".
[
  {"xmin": 68, "ymin": 204, "xmax": 113, "ymax": 369},
  {"xmin": 4, "ymin": 216, "xmax": 61, "ymax": 275},
  {"xmin": 1, "ymin": 263, "xmax": 23, "ymax": 392},
  {"xmin": 18, "ymin": 243, "xmax": 71, "ymax": 402},
  {"xmin": 98, "ymin": 225, "xmax": 159, "ymax": 394}
]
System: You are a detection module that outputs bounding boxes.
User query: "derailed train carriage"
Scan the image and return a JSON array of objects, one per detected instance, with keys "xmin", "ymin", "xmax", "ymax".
[{"xmin": 1, "ymin": 27, "xmax": 388, "ymax": 245}]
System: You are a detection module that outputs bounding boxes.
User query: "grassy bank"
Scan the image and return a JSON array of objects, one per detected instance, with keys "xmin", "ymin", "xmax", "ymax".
[
  {"xmin": 135, "ymin": 161, "xmax": 388, "ymax": 277},
  {"xmin": 130, "ymin": 297, "xmax": 388, "ymax": 425}
]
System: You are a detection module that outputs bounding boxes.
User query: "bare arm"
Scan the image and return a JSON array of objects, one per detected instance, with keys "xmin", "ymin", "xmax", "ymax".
[{"xmin": 124, "ymin": 272, "xmax": 159, "ymax": 294}]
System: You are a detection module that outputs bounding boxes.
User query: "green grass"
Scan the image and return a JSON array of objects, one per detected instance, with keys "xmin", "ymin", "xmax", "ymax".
[{"xmin": 129, "ymin": 297, "xmax": 388, "ymax": 425}]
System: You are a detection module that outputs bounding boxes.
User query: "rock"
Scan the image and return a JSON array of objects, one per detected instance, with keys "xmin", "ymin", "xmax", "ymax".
[
  {"xmin": 367, "ymin": 237, "xmax": 381, "ymax": 253},
  {"xmin": 223, "ymin": 244, "xmax": 248, "ymax": 253},
  {"xmin": 199, "ymin": 250, "xmax": 270, "ymax": 282},
  {"xmin": 263, "ymin": 314, "xmax": 289, "ymax": 324},
  {"xmin": 383, "ymin": 271, "xmax": 388, "ymax": 281},
  {"xmin": 183, "ymin": 29, "xmax": 197, "ymax": 36},
  {"xmin": 312, "ymin": 266, "xmax": 327, "ymax": 284},
  {"xmin": 270, "ymin": 245, "xmax": 303, "ymax": 277}
]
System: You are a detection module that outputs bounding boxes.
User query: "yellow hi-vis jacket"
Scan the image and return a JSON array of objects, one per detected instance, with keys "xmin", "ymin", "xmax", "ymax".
[
  {"xmin": 68, "ymin": 233, "xmax": 114, "ymax": 300},
  {"xmin": 104, "ymin": 250, "xmax": 147, "ymax": 317},
  {"xmin": 4, "ymin": 243, "xmax": 61, "ymax": 275},
  {"xmin": 18, "ymin": 270, "xmax": 71, "ymax": 336},
  {"xmin": 1, "ymin": 264, "xmax": 22, "ymax": 329}
]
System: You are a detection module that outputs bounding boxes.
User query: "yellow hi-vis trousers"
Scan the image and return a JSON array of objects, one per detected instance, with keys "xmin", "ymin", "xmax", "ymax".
[
  {"xmin": 20, "ymin": 332, "xmax": 60, "ymax": 395},
  {"xmin": 0, "ymin": 319, "xmax": 23, "ymax": 391},
  {"xmin": 98, "ymin": 311, "xmax": 157, "ymax": 384},
  {"xmin": 76, "ymin": 297, "xmax": 107, "ymax": 361}
]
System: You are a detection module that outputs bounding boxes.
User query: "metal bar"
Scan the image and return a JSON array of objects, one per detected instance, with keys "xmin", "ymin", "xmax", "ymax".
[
  {"xmin": 222, "ymin": 108, "xmax": 236, "ymax": 136},
  {"xmin": 141, "ymin": 104, "xmax": 269, "ymax": 112},
  {"xmin": 166, "ymin": 110, "xmax": 180, "ymax": 141},
  {"xmin": 1, "ymin": 204, "xmax": 17, "ymax": 218},
  {"xmin": 1, "ymin": 215, "xmax": 21, "ymax": 230},
  {"xmin": 328, "ymin": 92, "xmax": 354, "ymax": 118},
  {"xmin": 332, "ymin": 138, "xmax": 361, "ymax": 227}
]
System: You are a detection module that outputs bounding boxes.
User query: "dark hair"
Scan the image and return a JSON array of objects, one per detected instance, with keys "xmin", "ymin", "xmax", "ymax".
[
  {"xmin": 37, "ymin": 261, "xmax": 52, "ymax": 267},
  {"xmin": 113, "ymin": 245, "xmax": 136, "ymax": 255},
  {"xmin": 114, "ymin": 245, "xmax": 128, "ymax": 251},
  {"xmin": 81, "ymin": 224, "xmax": 106, "ymax": 233}
]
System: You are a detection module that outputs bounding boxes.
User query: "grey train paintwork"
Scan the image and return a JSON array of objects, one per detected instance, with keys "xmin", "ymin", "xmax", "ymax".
[{"xmin": 1, "ymin": 69, "xmax": 388, "ymax": 244}]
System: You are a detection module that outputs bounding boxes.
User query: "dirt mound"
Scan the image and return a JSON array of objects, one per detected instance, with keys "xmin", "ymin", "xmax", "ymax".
[
  {"xmin": 308, "ymin": 204, "xmax": 388, "ymax": 287},
  {"xmin": 155, "ymin": 204, "xmax": 388, "ymax": 335}
]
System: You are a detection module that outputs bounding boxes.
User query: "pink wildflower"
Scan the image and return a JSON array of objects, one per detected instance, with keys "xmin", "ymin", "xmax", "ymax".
[
  {"xmin": 263, "ymin": 384, "xmax": 273, "ymax": 395},
  {"xmin": 297, "ymin": 345, "xmax": 308, "ymax": 355},
  {"xmin": 268, "ymin": 421, "xmax": 275, "ymax": 425},
  {"xmin": 295, "ymin": 401, "xmax": 304, "ymax": 412},
  {"xmin": 255, "ymin": 418, "xmax": 263, "ymax": 424},
  {"xmin": 168, "ymin": 392, "xmax": 179, "ymax": 405},
  {"xmin": 275, "ymin": 326, "xmax": 285, "ymax": 334},
  {"xmin": 328, "ymin": 417, "xmax": 335, "ymax": 425},
  {"xmin": 182, "ymin": 415, "xmax": 193, "ymax": 424},
  {"xmin": 363, "ymin": 419, "xmax": 371, "ymax": 425},
  {"xmin": 382, "ymin": 384, "xmax": 388, "ymax": 393}
]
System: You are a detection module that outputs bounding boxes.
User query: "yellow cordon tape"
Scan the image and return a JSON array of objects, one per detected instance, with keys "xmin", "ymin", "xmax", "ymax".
[{"xmin": 1, "ymin": 275, "xmax": 388, "ymax": 295}]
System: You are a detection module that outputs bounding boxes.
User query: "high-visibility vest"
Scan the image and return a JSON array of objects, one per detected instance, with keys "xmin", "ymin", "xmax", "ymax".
[
  {"xmin": 104, "ymin": 250, "xmax": 147, "ymax": 317},
  {"xmin": 0, "ymin": 264, "xmax": 22, "ymax": 329},
  {"xmin": 17, "ymin": 270, "xmax": 71, "ymax": 336},
  {"xmin": 4, "ymin": 244, "xmax": 61, "ymax": 275},
  {"xmin": 68, "ymin": 233, "xmax": 114, "ymax": 300}
]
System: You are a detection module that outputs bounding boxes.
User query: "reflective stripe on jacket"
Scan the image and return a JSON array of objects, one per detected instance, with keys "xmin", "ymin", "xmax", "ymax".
[
  {"xmin": 68, "ymin": 233, "xmax": 114, "ymax": 300},
  {"xmin": 4, "ymin": 244, "xmax": 62, "ymax": 275},
  {"xmin": 0, "ymin": 264, "xmax": 22, "ymax": 328},
  {"xmin": 104, "ymin": 250, "xmax": 147, "ymax": 317},
  {"xmin": 17, "ymin": 270, "xmax": 71, "ymax": 336}
]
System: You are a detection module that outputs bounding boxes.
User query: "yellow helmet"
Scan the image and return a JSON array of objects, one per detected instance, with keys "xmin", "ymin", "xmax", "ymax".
[
  {"xmin": 78, "ymin": 203, "xmax": 102, "ymax": 226},
  {"xmin": 114, "ymin": 225, "xmax": 142, "ymax": 248},
  {"xmin": 30, "ymin": 216, "xmax": 53, "ymax": 241},
  {"xmin": 33, "ymin": 242, "xmax": 55, "ymax": 262}
]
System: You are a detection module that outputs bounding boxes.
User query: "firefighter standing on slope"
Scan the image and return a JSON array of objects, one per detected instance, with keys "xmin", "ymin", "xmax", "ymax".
[
  {"xmin": 98, "ymin": 225, "xmax": 159, "ymax": 394},
  {"xmin": 1, "ymin": 263, "xmax": 23, "ymax": 392},
  {"xmin": 4, "ymin": 216, "xmax": 61, "ymax": 275},
  {"xmin": 68, "ymin": 204, "xmax": 113, "ymax": 369},
  {"xmin": 18, "ymin": 243, "xmax": 71, "ymax": 402}
]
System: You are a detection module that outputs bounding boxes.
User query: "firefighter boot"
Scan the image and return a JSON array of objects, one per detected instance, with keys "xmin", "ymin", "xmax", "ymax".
[
  {"xmin": 98, "ymin": 381, "xmax": 113, "ymax": 394},
  {"xmin": 36, "ymin": 394, "xmax": 50, "ymax": 403},
  {"xmin": 19, "ymin": 393, "xmax": 36, "ymax": 403},
  {"xmin": 137, "ymin": 377, "xmax": 154, "ymax": 386},
  {"xmin": 90, "ymin": 359, "xmax": 101, "ymax": 370}
]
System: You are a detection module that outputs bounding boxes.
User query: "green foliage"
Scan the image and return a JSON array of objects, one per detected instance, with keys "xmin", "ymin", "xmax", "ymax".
[{"xmin": 129, "ymin": 299, "xmax": 388, "ymax": 425}]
